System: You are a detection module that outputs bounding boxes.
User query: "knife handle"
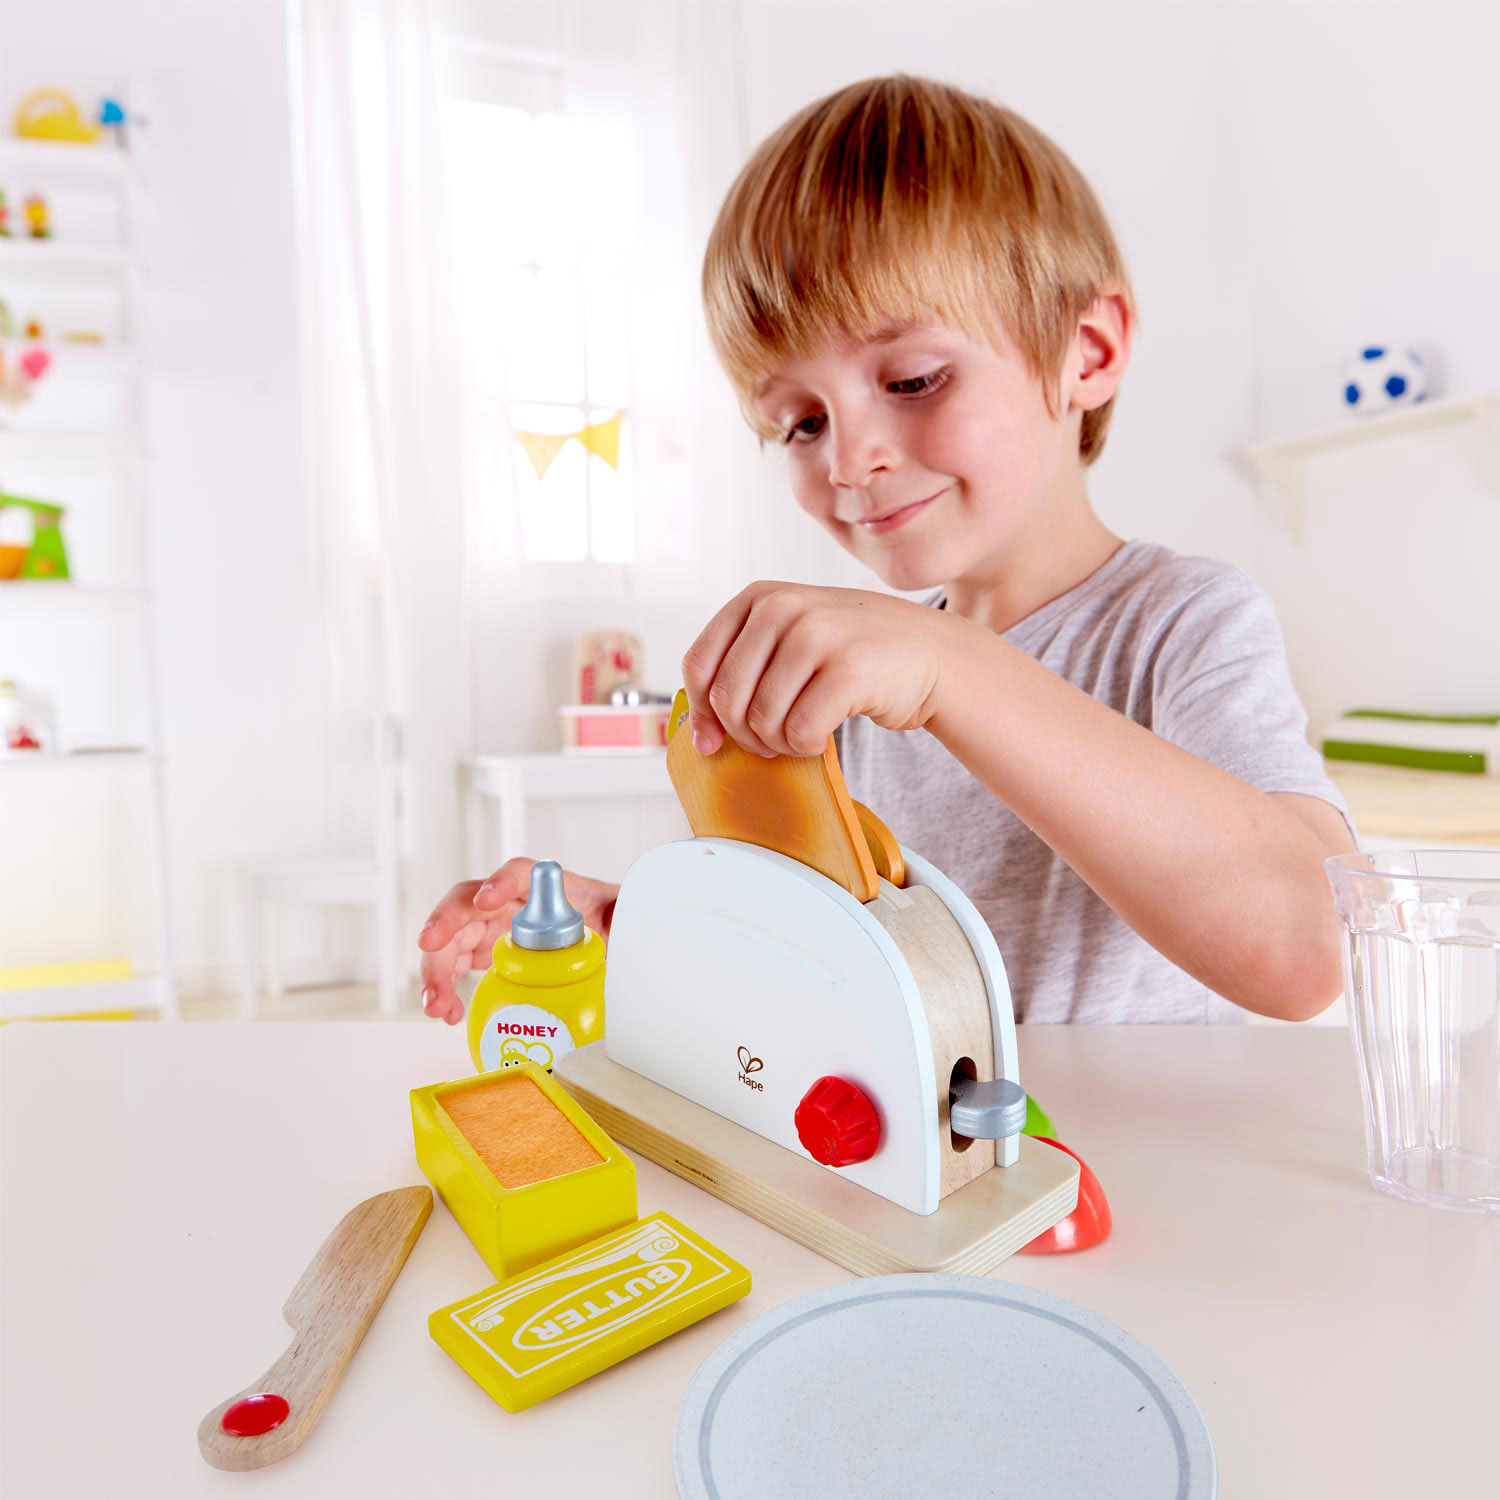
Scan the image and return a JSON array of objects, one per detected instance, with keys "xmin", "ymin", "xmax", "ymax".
[{"xmin": 197, "ymin": 1185, "xmax": 432, "ymax": 1471}]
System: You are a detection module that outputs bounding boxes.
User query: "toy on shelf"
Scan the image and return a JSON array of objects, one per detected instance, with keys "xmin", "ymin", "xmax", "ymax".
[
  {"xmin": 13, "ymin": 87, "xmax": 104, "ymax": 145},
  {"xmin": 1340, "ymin": 344, "xmax": 1429, "ymax": 416},
  {"xmin": 0, "ymin": 678, "xmax": 55, "ymax": 757},
  {"xmin": 22, "ymin": 194, "xmax": 50, "ymax": 239},
  {"xmin": 554, "ymin": 693, "xmax": 1081, "ymax": 1276},
  {"xmin": 466, "ymin": 861, "xmax": 606, "ymax": 1074},
  {"xmin": 0, "ymin": 495, "xmax": 69, "ymax": 578},
  {"xmin": 564, "ymin": 630, "xmax": 671, "ymax": 752},
  {"xmin": 561, "ymin": 684, "xmax": 673, "ymax": 753},
  {"xmin": 197, "ymin": 1187, "xmax": 431, "ymax": 1471},
  {"xmin": 0, "ymin": 345, "xmax": 51, "ymax": 409},
  {"xmin": 573, "ymin": 628, "xmax": 642, "ymax": 705}
]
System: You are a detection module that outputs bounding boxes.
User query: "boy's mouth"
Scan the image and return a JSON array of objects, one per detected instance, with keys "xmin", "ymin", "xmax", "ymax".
[{"xmin": 857, "ymin": 487, "xmax": 947, "ymax": 536}]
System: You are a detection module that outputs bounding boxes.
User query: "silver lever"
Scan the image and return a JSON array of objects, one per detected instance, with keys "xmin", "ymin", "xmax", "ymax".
[{"xmin": 949, "ymin": 1076, "xmax": 1027, "ymax": 1140}]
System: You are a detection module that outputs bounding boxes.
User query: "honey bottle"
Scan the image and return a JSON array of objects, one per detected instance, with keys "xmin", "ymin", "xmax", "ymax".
[{"xmin": 467, "ymin": 861, "xmax": 605, "ymax": 1074}]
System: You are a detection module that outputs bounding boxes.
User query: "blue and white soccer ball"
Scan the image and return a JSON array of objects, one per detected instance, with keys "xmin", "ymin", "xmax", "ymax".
[{"xmin": 1340, "ymin": 345, "xmax": 1428, "ymax": 417}]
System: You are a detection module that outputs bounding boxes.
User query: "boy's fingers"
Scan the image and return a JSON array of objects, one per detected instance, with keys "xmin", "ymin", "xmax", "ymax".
[
  {"xmin": 473, "ymin": 857, "xmax": 536, "ymax": 909},
  {"xmin": 714, "ymin": 597, "xmax": 810, "ymax": 756},
  {"xmin": 746, "ymin": 639, "xmax": 824, "ymax": 757},
  {"xmin": 681, "ymin": 585, "xmax": 770, "ymax": 754},
  {"xmin": 418, "ymin": 880, "xmax": 485, "ymax": 950}
]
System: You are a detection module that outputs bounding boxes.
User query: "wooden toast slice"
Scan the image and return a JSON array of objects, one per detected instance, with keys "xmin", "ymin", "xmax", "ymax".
[{"xmin": 665, "ymin": 690, "xmax": 880, "ymax": 903}]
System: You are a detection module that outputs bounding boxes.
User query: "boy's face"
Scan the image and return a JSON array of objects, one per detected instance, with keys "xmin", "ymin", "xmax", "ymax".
[{"xmin": 752, "ymin": 318, "xmax": 1083, "ymax": 593}]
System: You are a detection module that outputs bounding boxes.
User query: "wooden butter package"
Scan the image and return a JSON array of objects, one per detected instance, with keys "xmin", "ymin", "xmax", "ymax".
[{"xmin": 429, "ymin": 1213, "xmax": 750, "ymax": 1413}]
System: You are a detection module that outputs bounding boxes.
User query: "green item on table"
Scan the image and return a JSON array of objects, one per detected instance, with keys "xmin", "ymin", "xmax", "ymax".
[{"xmin": 1023, "ymin": 1093, "xmax": 1055, "ymax": 1140}]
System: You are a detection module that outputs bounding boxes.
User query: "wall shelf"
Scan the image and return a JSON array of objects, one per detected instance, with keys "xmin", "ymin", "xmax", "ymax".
[
  {"xmin": 0, "ymin": 428, "xmax": 130, "ymax": 458},
  {"xmin": 0, "ymin": 240, "xmax": 130, "ymax": 276},
  {"xmin": 1326, "ymin": 759, "xmax": 1500, "ymax": 846},
  {"xmin": 1240, "ymin": 394, "xmax": 1500, "ymax": 538},
  {"xmin": 0, "ymin": 137, "xmax": 129, "ymax": 185},
  {"xmin": 0, "ymin": 583, "xmax": 147, "ymax": 608},
  {"xmin": 0, "ymin": 748, "xmax": 154, "ymax": 771}
]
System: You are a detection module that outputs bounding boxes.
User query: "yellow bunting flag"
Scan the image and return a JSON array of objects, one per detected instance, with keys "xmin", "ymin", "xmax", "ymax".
[
  {"xmin": 575, "ymin": 415, "xmax": 621, "ymax": 468},
  {"xmin": 515, "ymin": 430, "xmax": 570, "ymax": 481},
  {"xmin": 514, "ymin": 413, "xmax": 625, "ymax": 479}
]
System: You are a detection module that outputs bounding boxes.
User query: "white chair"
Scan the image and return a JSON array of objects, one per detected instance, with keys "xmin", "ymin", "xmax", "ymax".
[{"xmin": 237, "ymin": 718, "xmax": 403, "ymax": 1018}]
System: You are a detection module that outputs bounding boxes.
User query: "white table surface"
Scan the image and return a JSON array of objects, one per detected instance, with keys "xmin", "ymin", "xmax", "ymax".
[{"xmin": 2, "ymin": 1022, "xmax": 1495, "ymax": 1498}]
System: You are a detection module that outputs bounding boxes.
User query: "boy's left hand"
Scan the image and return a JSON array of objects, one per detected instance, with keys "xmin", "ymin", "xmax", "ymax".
[{"xmin": 681, "ymin": 582, "xmax": 947, "ymax": 758}]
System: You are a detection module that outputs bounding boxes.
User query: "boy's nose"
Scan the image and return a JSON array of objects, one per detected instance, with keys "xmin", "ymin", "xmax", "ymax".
[{"xmin": 826, "ymin": 420, "xmax": 895, "ymax": 491}]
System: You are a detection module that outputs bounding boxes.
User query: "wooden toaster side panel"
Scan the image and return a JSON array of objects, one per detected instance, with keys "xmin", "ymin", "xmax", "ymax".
[{"xmin": 865, "ymin": 881, "xmax": 997, "ymax": 1200}]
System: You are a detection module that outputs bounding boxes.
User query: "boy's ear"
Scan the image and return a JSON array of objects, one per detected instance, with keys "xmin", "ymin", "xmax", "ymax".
[{"xmin": 1064, "ymin": 290, "xmax": 1132, "ymax": 413}]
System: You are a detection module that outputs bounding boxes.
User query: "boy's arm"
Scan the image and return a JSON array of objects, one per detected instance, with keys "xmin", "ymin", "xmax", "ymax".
[{"xmin": 929, "ymin": 617, "xmax": 1355, "ymax": 1022}]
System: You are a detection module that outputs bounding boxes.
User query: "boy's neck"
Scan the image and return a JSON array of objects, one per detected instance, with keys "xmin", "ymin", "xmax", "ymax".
[{"xmin": 943, "ymin": 491, "xmax": 1124, "ymax": 636}]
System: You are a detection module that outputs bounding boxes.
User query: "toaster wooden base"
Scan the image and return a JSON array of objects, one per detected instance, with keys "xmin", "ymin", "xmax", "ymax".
[{"xmin": 555, "ymin": 1043, "xmax": 1079, "ymax": 1278}]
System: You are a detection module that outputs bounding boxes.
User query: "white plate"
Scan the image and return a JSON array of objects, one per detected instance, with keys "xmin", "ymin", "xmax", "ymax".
[{"xmin": 674, "ymin": 1275, "xmax": 1216, "ymax": 1499}]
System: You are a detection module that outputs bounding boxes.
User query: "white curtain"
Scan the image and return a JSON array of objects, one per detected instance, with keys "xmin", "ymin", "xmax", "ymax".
[
  {"xmin": 290, "ymin": 0, "xmax": 752, "ymax": 938},
  {"xmin": 290, "ymin": 0, "xmax": 471, "ymax": 967},
  {"xmin": 451, "ymin": 0, "xmax": 755, "ymax": 755}
]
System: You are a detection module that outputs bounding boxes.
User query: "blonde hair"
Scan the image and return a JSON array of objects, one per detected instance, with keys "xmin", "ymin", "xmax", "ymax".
[{"xmin": 702, "ymin": 75, "xmax": 1134, "ymax": 464}]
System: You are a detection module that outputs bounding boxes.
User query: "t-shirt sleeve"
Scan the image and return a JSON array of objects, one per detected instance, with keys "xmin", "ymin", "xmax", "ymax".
[{"xmin": 1148, "ymin": 569, "xmax": 1356, "ymax": 841}]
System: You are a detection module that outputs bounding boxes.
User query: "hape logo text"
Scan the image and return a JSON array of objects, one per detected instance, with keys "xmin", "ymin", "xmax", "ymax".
[{"xmin": 737, "ymin": 1045, "xmax": 764, "ymax": 1091}]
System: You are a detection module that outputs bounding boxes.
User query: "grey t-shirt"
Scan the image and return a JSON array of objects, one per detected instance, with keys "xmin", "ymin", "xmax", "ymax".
[{"xmin": 836, "ymin": 539, "xmax": 1354, "ymax": 1024}]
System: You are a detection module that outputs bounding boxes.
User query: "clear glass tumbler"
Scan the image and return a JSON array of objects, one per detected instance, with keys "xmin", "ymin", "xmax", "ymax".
[{"xmin": 1325, "ymin": 850, "xmax": 1500, "ymax": 1212}]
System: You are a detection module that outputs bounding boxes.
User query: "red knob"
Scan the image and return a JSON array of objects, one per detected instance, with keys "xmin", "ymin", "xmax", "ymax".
[{"xmin": 794, "ymin": 1076, "xmax": 881, "ymax": 1167}]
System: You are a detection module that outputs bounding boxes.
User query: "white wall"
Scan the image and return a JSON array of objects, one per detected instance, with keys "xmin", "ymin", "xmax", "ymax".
[{"xmin": 734, "ymin": 0, "xmax": 1500, "ymax": 732}]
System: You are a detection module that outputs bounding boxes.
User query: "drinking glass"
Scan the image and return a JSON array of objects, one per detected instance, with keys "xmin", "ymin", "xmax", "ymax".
[{"xmin": 1325, "ymin": 849, "xmax": 1500, "ymax": 1212}]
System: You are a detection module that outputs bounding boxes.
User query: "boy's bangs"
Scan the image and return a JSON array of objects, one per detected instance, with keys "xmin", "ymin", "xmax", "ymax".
[{"xmin": 710, "ymin": 211, "xmax": 1014, "ymax": 442}]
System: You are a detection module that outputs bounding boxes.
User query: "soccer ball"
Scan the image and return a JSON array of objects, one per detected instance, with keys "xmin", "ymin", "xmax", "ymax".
[{"xmin": 1340, "ymin": 345, "xmax": 1428, "ymax": 417}]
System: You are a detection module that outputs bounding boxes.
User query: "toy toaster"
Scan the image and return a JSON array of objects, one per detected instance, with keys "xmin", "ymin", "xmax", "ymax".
[{"xmin": 554, "ymin": 697, "xmax": 1079, "ymax": 1275}]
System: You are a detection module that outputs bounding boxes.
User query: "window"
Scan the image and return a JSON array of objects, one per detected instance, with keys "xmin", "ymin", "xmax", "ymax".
[{"xmin": 440, "ymin": 50, "xmax": 635, "ymax": 566}]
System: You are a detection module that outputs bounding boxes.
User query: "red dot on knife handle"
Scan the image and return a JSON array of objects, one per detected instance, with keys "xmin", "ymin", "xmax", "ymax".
[{"xmin": 221, "ymin": 1393, "xmax": 291, "ymax": 1436}]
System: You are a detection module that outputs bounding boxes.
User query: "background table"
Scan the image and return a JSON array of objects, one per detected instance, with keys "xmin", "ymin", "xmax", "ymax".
[{"xmin": 3, "ymin": 1022, "xmax": 1495, "ymax": 1497}]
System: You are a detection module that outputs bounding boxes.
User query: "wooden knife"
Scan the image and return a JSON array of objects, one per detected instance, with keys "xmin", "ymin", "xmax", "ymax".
[{"xmin": 197, "ymin": 1185, "xmax": 432, "ymax": 1471}]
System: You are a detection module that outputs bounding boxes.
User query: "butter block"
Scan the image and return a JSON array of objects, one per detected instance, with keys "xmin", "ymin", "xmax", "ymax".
[{"xmin": 429, "ymin": 1213, "xmax": 751, "ymax": 1412}]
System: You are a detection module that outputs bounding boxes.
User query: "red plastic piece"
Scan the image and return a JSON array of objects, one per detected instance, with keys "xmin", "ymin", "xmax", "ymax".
[
  {"xmin": 221, "ymin": 1392, "xmax": 291, "ymax": 1437},
  {"xmin": 1017, "ymin": 1138, "xmax": 1112, "ymax": 1254},
  {"xmin": 794, "ymin": 1076, "xmax": 881, "ymax": 1167}
]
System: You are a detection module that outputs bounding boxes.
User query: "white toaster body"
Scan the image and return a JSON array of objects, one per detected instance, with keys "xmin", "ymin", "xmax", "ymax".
[{"xmin": 602, "ymin": 837, "xmax": 1020, "ymax": 1216}]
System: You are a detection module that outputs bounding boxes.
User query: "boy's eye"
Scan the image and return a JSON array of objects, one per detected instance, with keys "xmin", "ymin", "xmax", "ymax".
[
  {"xmin": 887, "ymin": 366, "xmax": 951, "ymax": 396},
  {"xmin": 782, "ymin": 413, "xmax": 826, "ymax": 444}
]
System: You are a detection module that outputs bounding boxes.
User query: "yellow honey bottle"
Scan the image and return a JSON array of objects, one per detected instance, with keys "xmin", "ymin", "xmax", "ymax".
[{"xmin": 467, "ymin": 861, "xmax": 605, "ymax": 1075}]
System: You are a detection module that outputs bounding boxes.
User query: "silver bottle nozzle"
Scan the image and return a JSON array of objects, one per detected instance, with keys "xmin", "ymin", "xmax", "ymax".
[{"xmin": 511, "ymin": 860, "xmax": 584, "ymax": 950}]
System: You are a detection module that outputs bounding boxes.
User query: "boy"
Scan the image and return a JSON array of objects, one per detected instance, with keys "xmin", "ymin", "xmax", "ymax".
[{"xmin": 421, "ymin": 75, "xmax": 1355, "ymax": 1027}]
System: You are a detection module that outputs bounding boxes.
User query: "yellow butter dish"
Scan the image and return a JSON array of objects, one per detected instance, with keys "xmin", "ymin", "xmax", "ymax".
[
  {"xmin": 411, "ymin": 1063, "xmax": 637, "ymax": 1280},
  {"xmin": 429, "ymin": 1212, "xmax": 751, "ymax": 1413}
]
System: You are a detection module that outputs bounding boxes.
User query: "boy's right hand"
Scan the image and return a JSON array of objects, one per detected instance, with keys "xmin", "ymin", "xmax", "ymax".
[{"xmin": 417, "ymin": 857, "xmax": 620, "ymax": 1025}]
